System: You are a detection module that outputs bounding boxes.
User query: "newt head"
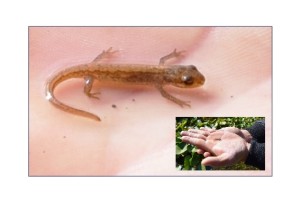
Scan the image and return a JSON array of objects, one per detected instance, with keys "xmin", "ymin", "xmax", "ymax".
[{"xmin": 167, "ymin": 65, "xmax": 205, "ymax": 88}]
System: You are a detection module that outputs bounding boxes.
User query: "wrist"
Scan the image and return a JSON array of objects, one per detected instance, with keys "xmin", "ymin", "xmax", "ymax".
[{"xmin": 242, "ymin": 142, "xmax": 251, "ymax": 162}]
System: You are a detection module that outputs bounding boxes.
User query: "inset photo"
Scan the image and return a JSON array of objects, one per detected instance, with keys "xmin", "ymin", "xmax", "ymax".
[{"xmin": 176, "ymin": 117, "xmax": 266, "ymax": 171}]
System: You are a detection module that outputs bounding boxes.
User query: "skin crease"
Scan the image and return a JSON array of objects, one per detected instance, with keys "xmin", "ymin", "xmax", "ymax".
[{"xmin": 29, "ymin": 27, "xmax": 271, "ymax": 176}]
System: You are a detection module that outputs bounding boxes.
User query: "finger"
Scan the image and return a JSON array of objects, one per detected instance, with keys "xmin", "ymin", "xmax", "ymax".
[
  {"xmin": 199, "ymin": 127, "xmax": 215, "ymax": 131},
  {"xmin": 181, "ymin": 131, "xmax": 198, "ymax": 136},
  {"xmin": 201, "ymin": 153, "xmax": 230, "ymax": 167},
  {"xmin": 180, "ymin": 131, "xmax": 194, "ymax": 137},
  {"xmin": 181, "ymin": 136, "xmax": 205, "ymax": 146},
  {"xmin": 196, "ymin": 149, "xmax": 205, "ymax": 154},
  {"xmin": 187, "ymin": 129, "xmax": 208, "ymax": 136},
  {"xmin": 200, "ymin": 127, "xmax": 216, "ymax": 135},
  {"xmin": 189, "ymin": 128, "xmax": 214, "ymax": 136},
  {"xmin": 181, "ymin": 136, "xmax": 215, "ymax": 155},
  {"xmin": 180, "ymin": 131, "xmax": 189, "ymax": 136},
  {"xmin": 203, "ymin": 152, "xmax": 211, "ymax": 157},
  {"xmin": 180, "ymin": 131, "xmax": 207, "ymax": 140},
  {"xmin": 187, "ymin": 128, "xmax": 202, "ymax": 133}
]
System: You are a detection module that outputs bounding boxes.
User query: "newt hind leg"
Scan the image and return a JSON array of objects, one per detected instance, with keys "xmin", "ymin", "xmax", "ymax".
[
  {"xmin": 92, "ymin": 47, "xmax": 119, "ymax": 63},
  {"xmin": 84, "ymin": 76, "xmax": 100, "ymax": 99},
  {"xmin": 85, "ymin": 47, "xmax": 119, "ymax": 99}
]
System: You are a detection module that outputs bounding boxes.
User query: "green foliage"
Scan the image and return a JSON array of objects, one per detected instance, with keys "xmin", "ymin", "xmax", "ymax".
[{"xmin": 176, "ymin": 117, "xmax": 264, "ymax": 170}]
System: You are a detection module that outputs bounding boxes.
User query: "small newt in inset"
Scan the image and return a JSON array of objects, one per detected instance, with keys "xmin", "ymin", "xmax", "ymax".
[{"xmin": 45, "ymin": 48, "xmax": 205, "ymax": 121}]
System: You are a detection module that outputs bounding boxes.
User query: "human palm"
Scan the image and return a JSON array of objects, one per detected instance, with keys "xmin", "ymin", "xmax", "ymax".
[{"xmin": 181, "ymin": 129, "xmax": 250, "ymax": 167}]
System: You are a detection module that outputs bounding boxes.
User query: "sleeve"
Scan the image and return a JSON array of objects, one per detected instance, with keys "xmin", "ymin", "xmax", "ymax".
[
  {"xmin": 244, "ymin": 119, "xmax": 265, "ymax": 170},
  {"xmin": 245, "ymin": 120, "xmax": 265, "ymax": 143},
  {"xmin": 245, "ymin": 141, "xmax": 265, "ymax": 170}
]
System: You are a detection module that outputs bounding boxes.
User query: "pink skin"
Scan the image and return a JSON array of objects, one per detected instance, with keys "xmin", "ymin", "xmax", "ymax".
[{"xmin": 29, "ymin": 27, "xmax": 271, "ymax": 175}]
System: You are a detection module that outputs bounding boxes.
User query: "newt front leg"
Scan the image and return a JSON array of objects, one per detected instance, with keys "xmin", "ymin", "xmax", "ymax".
[
  {"xmin": 156, "ymin": 49, "xmax": 191, "ymax": 107},
  {"xmin": 159, "ymin": 48, "xmax": 185, "ymax": 66},
  {"xmin": 155, "ymin": 84, "xmax": 191, "ymax": 107}
]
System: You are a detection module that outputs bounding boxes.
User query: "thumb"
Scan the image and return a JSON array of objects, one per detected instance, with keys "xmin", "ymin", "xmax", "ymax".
[{"xmin": 201, "ymin": 153, "xmax": 230, "ymax": 167}]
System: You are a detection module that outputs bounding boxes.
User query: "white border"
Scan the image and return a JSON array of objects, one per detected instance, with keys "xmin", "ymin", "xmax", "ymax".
[{"xmin": 1, "ymin": 0, "xmax": 299, "ymax": 199}]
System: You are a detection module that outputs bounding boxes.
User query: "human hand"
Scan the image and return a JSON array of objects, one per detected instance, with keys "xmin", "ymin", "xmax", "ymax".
[
  {"xmin": 181, "ymin": 129, "xmax": 250, "ymax": 167},
  {"xmin": 182, "ymin": 127, "xmax": 252, "ymax": 149}
]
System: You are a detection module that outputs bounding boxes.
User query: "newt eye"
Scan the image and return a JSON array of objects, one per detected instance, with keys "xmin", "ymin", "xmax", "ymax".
[{"xmin": 182, "ymin": 75, "xmax": 194, "ymax": 85}]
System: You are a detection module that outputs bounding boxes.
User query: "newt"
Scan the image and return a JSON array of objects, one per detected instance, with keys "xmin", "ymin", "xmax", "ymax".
[{"xmin": 45, "ymin": 48, "xmax": 205, "ymax": 121}]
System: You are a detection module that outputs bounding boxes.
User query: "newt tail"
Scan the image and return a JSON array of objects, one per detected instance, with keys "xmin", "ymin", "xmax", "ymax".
[{"xmin": 45, "ymin": 69, "xmax": 101, "ymax": 121}]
